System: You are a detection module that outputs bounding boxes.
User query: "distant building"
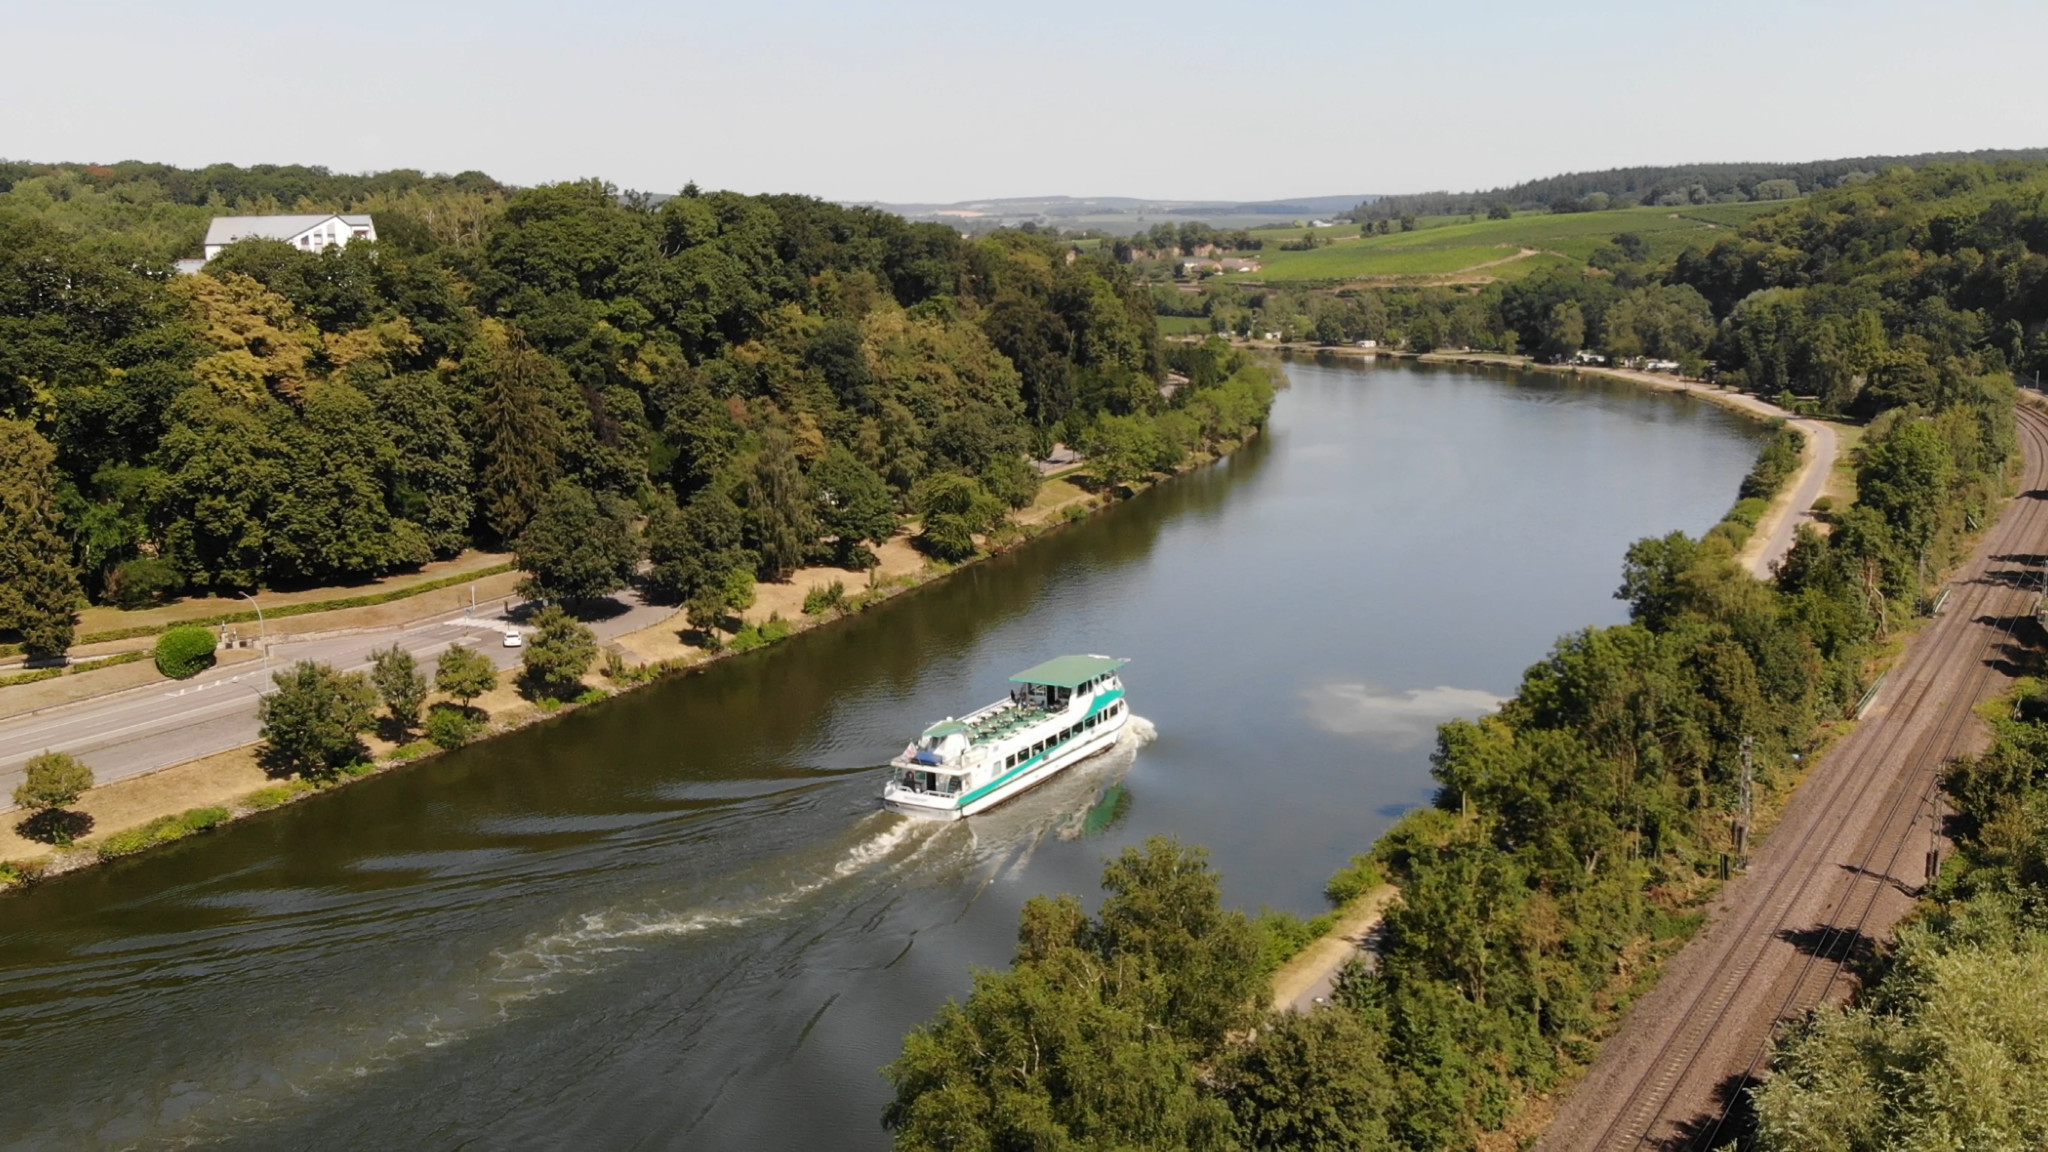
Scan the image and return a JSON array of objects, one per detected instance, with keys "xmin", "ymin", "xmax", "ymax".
[
  {"xmin": 182, "ymin": 213, "xmax": 377, "ymax": 271},
  {"xmin": 1355, "ymin": 339, "xmax": 1378, "ymax": 349},
  {"xmin": 1180, "ymin": 258, "xmax": 1223, "ymax": 276},
  {"xmin": 1218, "ymin": 257, "xmax": 1262, "ymax": 273}
]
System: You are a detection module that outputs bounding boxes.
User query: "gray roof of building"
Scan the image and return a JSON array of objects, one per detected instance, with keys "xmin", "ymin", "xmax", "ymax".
[{"xmin": 203, "ymin": 214, "xmax": 373, "ymax": 245}]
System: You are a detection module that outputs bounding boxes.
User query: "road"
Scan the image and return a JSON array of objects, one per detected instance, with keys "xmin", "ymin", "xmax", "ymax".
[
  {"xmin": 0, "ymin": 592, "xmax": 679, "ymax": 808},
  {"xmin": 1535, "ymin": 405, "xmax": 2048, "ymax": 1151}
]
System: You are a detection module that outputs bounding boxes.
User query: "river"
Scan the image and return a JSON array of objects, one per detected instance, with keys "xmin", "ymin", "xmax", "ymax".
[{"xmin": 0, "ymin": 358, "xmax": 1766, "ymax": 1150}]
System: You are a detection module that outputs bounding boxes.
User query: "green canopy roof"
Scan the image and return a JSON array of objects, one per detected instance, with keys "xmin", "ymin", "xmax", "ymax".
[
  {"xmin": 1010, "ymin": 655, "xmax": 1129, "ymax": 689},
  {"xmin": 923, "ymin": 720, "xmax": 969, "ymax": 738}
]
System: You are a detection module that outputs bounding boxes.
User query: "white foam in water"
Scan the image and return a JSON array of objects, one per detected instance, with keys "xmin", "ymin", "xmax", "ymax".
[{"xmin": 137, "ymin": 722, "xmax": 1160, "ymax": 1144}]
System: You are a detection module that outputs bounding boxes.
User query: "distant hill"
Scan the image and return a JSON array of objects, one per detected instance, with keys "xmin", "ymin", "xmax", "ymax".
[
  {"xmin": 1352, "ymin": 147, "xmax": 2048, "ymax": 221},
  {"xmin": 855, "ymin": 194, "xmax": 1379, "ymax": 235}
]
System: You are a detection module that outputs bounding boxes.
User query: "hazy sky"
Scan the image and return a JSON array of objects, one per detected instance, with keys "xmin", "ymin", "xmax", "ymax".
[{"xmin": 7, "ymin": 0, "xmax": 2046, "ymax": 203}]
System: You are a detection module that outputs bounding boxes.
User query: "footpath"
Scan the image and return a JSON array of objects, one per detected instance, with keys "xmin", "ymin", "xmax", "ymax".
[{"xmin": 1249, "ymin": 350, "xmax": 1842, "ymax": 1015}]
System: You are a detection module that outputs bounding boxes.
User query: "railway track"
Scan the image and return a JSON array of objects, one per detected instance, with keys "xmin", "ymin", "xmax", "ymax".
[{"xmin": 1537, "ymin": 405, "xmax": 2048, "ymax": 1151}]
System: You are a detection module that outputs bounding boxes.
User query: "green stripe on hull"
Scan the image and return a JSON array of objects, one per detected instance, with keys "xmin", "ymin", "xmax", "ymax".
[{"xmin": 956, "ymin": 696, "xmax": 1127, "ymax": 809}]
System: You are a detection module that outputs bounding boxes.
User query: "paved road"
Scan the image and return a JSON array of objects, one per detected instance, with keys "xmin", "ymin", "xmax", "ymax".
[
  {"xmin": 0, "ymin": 592, "xmax": 679, "ymax": 809},
  {"xmin": 1535, "ymin": 405, "xmax": 2048, "ymax": 1151}
]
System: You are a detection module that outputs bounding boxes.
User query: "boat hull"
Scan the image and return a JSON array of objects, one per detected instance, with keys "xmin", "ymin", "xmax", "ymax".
[{"xmin": 884, "ymin": 709, "xmax": 1129, "ymax": 820}]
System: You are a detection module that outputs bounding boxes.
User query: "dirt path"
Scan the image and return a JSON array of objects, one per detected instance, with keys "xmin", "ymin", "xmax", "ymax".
[
  {"xmin": 1551, "ymin": 365, "xmax": 1838, "ymax": 578},
  {"xmin": 1535, "ymin": 406, "xmax": 2048, "ymax": 1150},
  {"xmin": 1268, "ymin": 885, "xmax": 1399, "ymax": 1013}
]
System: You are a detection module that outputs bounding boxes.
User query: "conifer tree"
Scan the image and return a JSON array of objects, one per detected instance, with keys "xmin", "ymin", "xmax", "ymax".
[
  {"xmin": 478, "ymin": 332, "xmax": 566, "ymax": 541},
  {"xmin": 0, "ymin": 419, "xmax": 81, "ymax": 658}
]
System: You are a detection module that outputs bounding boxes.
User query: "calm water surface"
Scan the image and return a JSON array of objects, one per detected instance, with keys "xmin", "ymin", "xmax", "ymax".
[{"xmin": 0, "ymin": 359, "xmax": 1764, "ymax": 1149}]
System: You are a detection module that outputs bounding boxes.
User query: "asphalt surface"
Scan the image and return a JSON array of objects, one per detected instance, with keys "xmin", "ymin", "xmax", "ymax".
[
  {"xmin": 1536, "ymin": 405, "xmax": 2048, "ymax": 1151},
  {"xmin": 0, "ymin": 592, "xmax": 679, "ymax": 809}
]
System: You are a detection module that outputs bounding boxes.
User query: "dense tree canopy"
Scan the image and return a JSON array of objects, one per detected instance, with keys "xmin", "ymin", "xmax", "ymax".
[{"xmin": 0, "ymin": 160, "xmax": 1282, "ymax": 655}]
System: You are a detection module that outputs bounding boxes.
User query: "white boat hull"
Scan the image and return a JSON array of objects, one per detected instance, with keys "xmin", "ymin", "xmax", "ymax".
[{"xmin": 884, "ymin": 707, "xmax": 1130, "ymax": 820}]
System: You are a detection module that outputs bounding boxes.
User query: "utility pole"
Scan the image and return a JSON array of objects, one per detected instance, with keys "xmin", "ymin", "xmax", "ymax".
[
  {"xmin": 1734, "ymin": 733, "xmax": 1755, "ymax": 870},
  {"xmin": 1926, "ymin": 787, "xmax": 1943, "ymax": 888}
]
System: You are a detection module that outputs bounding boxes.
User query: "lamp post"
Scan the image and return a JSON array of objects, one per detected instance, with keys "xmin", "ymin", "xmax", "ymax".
[{"xmin": 239, "ymin": 592, "xmax": 266, "ymax": 666}]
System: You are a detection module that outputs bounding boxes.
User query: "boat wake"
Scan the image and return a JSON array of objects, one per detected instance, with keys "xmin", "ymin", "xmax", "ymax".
[{"xmin": 148, "ymin": 718, "xmax": 1160, "ymax": 1145}]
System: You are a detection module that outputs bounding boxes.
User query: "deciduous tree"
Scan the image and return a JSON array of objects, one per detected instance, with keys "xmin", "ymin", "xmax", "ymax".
[{"xmin": 259, "ymin": 661, "xmax": 378, "ymax": 778}]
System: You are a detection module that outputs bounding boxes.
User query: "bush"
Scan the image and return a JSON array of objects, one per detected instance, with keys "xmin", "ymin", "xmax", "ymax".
[
  {"xmin": 244, "ymin": 779, "xmax": 316, "ymax": 810},
  {"xmin": 1251, "ymin": 908, "xmax": 1336, "ymax": 976},
  {"xmin": 154, "ymin": 625, "xmax": 218, "ymax": 679},
  {"xmin": 425, "ymin": 705, "xmax": 479, "ymax": 749},
  {"xmin": 1324, "ymin": 853, "xmax": 1385, "ymax": 906},
  {"xmin": 106, "ymin": 558, "xmax": 185, "ymax": 608},
  {"xmin": 802, "ymin": 581, "xmax": 847, "ymax": 615},
  {"xmin": 0, "ymin": 858, "xmax": 47, "ymax": 888},
  {"xmin": 728, "ymin": 613, "xmax": 792, "ymax": 653},
  {"xmin": 95, "ymin": 806, "xmax": 231, "ymax": 860}
]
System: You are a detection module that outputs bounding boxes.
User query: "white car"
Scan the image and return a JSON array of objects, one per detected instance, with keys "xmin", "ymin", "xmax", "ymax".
[{"xmin": 502, "ymin": 630, "xmax": 523, "ymax": 648}]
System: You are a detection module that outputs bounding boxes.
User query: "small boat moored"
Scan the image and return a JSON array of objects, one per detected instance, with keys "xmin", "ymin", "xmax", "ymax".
[{"xmin": 884, "ymin": 655, "xmax": 1133, "ymax": 819}]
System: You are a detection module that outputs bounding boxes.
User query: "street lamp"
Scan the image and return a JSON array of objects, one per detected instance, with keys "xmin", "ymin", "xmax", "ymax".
[{"xmin": 239, "ymin": 592, "xmax": 266, "ymax": 666}]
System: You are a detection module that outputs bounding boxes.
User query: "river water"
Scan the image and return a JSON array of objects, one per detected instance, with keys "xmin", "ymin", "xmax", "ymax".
[{"xmin": 0, "ymin": 358, "xmax": 1764, "ymax": 1150}]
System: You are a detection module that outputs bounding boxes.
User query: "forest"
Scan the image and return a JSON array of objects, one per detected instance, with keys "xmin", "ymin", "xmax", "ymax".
[
  {"xmin": 883, "ymin": 163, "xmax": 2037, "ymax": 1151},
  {"xmin": 1350, "ymin": 147, "xmax": 2048, "ymax": 221},
  {"xmin": 0, "ymin": 161, "xmax": 1273, "ymax": 658},
  {"xmin": 1200, "ymin": 161, "xmax": 2048, "ymax": 413}
]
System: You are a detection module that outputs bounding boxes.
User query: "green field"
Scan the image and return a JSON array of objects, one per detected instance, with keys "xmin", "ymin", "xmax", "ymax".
[{"xmin": 1229, "ymin": 202, "xmax": 1789, "ymax": 284}]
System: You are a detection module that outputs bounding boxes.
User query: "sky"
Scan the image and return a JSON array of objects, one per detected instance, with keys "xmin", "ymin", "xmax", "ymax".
[{"xmin": 6, "ymin": 0, "xmax": 2047, "ymax": 204}]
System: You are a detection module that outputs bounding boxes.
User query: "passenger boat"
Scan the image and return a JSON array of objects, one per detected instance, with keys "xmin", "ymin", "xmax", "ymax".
[{"xmin": 884, "ymin": 655, "xmax": 1132, "ymax": 819}]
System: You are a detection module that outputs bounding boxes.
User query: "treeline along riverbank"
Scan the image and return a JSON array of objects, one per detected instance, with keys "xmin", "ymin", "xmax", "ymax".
[
  {"xmin": 0, "ymin": 161, "xmax": 1269, "ymax": 660},
  {"xmin": 883, "ymin": 164, "xmax": 2040, "ymax": 1151},
  {"xmin": 1183, "ymin": 161, "xmax": 2048, "ymax": 414}
]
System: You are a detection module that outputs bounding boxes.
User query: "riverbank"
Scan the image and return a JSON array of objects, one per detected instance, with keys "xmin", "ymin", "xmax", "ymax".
[
  {"xmin": 0, "ymin": 445, "xmax": 1234, "ymax": 890},
  {"xmin": 1244, "ymin": 341, "xmax": 1842, "ymax": 579}
]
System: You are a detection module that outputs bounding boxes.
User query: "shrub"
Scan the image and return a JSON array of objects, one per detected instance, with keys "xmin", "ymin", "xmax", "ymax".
[
  {"xmin": 425, "ymin": 705, "xmax": 479, "ymax": 749},
  {"xmin": 0, "ymin": 858, "xmax": 47, "ymax": 888},
  {"xmin": 95, "ymin": 807, "xmax": 231, "ymax": 860},
  {"xmin": 728, "ymin": 613, "xmax": 793, "ymax": 653},
  {"xmin": 244, "ymin": 780, "xmax": 316, "ymax": 810},
  {"xmin": 1252, "ymin": 908, "xmax": 1322, "ymax": 976},
  {"xmin": 1324, "ymin": 853, "xmax": 1385, "ymax": 906},
  {"xmin": 154, "ymin": 625, "xmax": 218, "ymax": 679},
  {"xmin": 106, "ymin": 558, "xmax": 186, "ymax": 608},
  {"xmin": 572, "ymin": 687, "xmax": 608, "ymax": 705},
  {"xmin": 803, "ymin": 581, "xmax": 847, "ymax": 615},
  {"xmin": 388, "ymin": 740, "xmax": 435, "ymax": 762}
]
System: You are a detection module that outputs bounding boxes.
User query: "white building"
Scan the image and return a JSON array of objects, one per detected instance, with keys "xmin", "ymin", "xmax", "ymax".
[{"xmin": 180, "ymin": 214, "xmax": 377, "ymax": 272}]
